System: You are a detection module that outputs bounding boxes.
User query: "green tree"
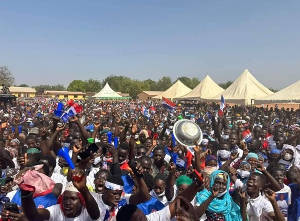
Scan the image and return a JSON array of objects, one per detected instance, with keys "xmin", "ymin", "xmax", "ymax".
[
  {"xmin": 52, "ymin": 84, "xmax": 66, "ymax": 91},
  {"xmin": 0, "ymin": 66, "xmax": 15, "ymax": 86},
  {"xmin": 103, "ymin": 75, "xmax": 132, "ymax": 93},
  {"xmin": 155, "ymin": 76, "xmax": 172, "ymax": 91},
  {"xmin": 18, "ymin": 84, "xmax": 29, "ymax": 87},
  {"xmin": 67, "ymin": 80, "xmax": 87, "ymax": 92},
  {"xmin": 219, "ymin": 81, "xmax": 233, "ymax": 89},
  {"xmin": 128, "ymin": 80, "xmax": 144, "ymax": 99},
  {"xmin": 190, "ymin": 77, "xmax": 200, "ymax": 89},
  {"xmin": 85, "ymin": 79, "xmax": 102, "ymax": 92},
  {"xmin": 143, "ymin": 79, "xmax": 157, "ymax": 91},
  {"xmin": 268, "ymin": 88, "xmax": 278, "ymax": 93},
  {"xmin": 175, "ymin": 76, "xmax": 200, "ymax": 89}
]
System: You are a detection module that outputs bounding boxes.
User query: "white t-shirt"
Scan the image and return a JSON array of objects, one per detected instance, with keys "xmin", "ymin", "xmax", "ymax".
[
  {"xmin": 47, "ymin": 204, "xmax": 99, "ymax": 221},
  {"xmin": 247, "ymin": 194, "xmax": 274, "ymax": 221},
  {"xmin": 91, "ymin": 192, "xmax": 131, "ymax": 220},
  {"xmin": 146, "ymin": 206, "xmax": 171, "ymax": 221},
  {"xmin": 51, "ymin": 171, "xmax": 68, "ymax": 192}
]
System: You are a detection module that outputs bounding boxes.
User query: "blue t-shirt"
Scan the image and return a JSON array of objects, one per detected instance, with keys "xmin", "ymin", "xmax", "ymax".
[
  {"xmin": 12, "ymin": 189, "xmax": 57, "ymax": 208},
  {"xmin": 288, "ymin": 183, "xmax": 300, "ymax": 221}
]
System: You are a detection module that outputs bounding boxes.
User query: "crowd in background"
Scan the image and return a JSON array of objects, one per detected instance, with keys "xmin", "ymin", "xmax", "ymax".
[{"xmin": 0, "ymin": 98, "xmax": 299, "ymax": 221}]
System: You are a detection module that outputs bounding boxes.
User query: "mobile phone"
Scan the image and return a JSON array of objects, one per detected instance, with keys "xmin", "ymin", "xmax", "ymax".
[
  {"xmin": 4, "ymin": 202, "xmax": 19, "ymax": 214},
  {"xmin": 78, "ymin": 143, "xmax": 99, "ymax": 159}
]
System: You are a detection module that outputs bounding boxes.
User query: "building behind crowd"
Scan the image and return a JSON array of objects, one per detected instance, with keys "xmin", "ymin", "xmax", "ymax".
[
  {"xmin": 138, "ymin": 91, "xmax": 164, "ymax": 100},
  {"xmin": 9, "ymin": 86, "xmax": 37, "ymax": 98},
  {"xmin": 44, "ymin": 90, "xmax": 86, "ymax": 100}
]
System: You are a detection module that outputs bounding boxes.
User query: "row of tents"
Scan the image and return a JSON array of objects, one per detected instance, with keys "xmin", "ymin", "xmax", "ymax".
[
  {"xmin": 153, "ymin": 69, "xmax": 300, "ymax": 105},
  {"xmin": 92, "ymin": 69, "xmax": 300, "ymax": 105}
]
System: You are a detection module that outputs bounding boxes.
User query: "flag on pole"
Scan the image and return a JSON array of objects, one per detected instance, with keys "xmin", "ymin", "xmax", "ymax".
[
  {"xmin": 162, "ymin": 97, "xmax": 176, "ymax": 110},
  {"xmin": 220, "ymin": 95, "xmax": 226, "ymax": 111},
  {"xmin": 218, "ymin": 95, "xmax": 226, "ymax": 116}
]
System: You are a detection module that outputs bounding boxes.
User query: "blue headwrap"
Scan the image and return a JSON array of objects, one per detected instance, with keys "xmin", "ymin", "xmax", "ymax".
[
  {"xmin": 246, "ymin": 153, "xmax": 258, "ymax": 161},
  {"xmin": 196, "ymin": 170, "xmax": 241, "ymax": 220},
  {"xmin": 270, "ymin": 148, "xmax": 281, "ymax": 155}
]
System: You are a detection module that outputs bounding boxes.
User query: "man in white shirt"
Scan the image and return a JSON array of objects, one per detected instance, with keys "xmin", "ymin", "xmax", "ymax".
[{"xmin": 20, "ymin": 170, "xmax": 101, "ymax": 221}]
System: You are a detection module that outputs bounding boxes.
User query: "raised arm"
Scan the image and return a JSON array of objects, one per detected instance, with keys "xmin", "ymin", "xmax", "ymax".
[
  {"xmin": 72, "ymin": 170, "xmax": 101, "ymax": 220},
  {"xmin": 165, "ymin": 162, "xmax": 176, "ymax": 201},
  {"xmin": 69, "ymin": 116, "xmax": 89, "ymax": 140},
  {"xmin": 129, "ymin": 161, "xmax": 151, "ymax": 204},
  {"xmin": 264, "ymin": 188, "xmax": 285, "ymax": 221},
  {"xmin": 21, "ymin": 189, "xmax": 50, "ymax": 221}
]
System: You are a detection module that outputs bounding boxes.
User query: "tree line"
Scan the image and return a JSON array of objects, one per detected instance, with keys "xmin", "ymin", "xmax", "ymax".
[{"xmin": 1, "ymin": 66, "xmax": 277, "ymax": 98}]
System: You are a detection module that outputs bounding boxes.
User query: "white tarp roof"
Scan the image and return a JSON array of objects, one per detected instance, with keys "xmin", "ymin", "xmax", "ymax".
[
  {"xmin": 256, "ymin": 80, "xmax": 300, "ymax": 103},
  {"xmin": 212, "ymin": 69, "xmax": 273, "ymax": 105},
  {"xmin": 153, "ymin": 80, "xmax": 191, "ymax": 100},
  {"xmin": 174, "ymin": 75, "xmax": 224, "ymax": 100},
  {"xmin": 92, "ymin": 83, "xmax": 122, "ymax": 98}
]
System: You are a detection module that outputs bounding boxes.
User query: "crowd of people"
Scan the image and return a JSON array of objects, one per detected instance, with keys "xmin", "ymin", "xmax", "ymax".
[{"xmin": 0, "ymin": 98, "xmax": 299, "ymax": 221}]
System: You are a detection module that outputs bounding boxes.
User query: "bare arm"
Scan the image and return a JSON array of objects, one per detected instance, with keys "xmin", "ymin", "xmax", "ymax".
[
  {"xmin": 165, "ymin": 163, "xmax": 176, "ymax": 201},
  {"xmin": 21, "ymin": 189, "xmax": 50, "ymax": 221}
]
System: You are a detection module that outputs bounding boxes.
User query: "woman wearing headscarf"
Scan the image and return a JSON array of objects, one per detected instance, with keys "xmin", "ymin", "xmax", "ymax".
[{"xmin": 195, "ymin": 170, "xmax": 241, "ymax": 221}]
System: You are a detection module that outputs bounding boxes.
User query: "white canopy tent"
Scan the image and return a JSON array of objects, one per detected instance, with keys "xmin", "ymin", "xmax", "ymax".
[
  {"xmin": 174, "ymin": 75, "xmax": 224, "ymax": 100},
  {"xmin": 212, "ymin": 69, "xmax": 273, "ymax": 105},
  {"xmin": 256, "ymin": 80, "xmax": 300, "ymax": 104},
  {"xmin": 92, "ymin": 83, "xmax": 125, "ymax": 99},
  {"xmin": 153, "ymin": 80, "xmax": 191, "ymax": 101}
]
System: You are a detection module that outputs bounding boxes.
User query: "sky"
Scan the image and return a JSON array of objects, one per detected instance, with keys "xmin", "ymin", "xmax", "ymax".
[{"xmin": 0, "ymin": 1, "xmax": 299, "ymax": 90}]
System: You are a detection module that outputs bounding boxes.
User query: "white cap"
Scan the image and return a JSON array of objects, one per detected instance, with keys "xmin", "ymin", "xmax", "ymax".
[{"xmin": 65, "ymin": 182, "xmax": 79, "ymax": 193}]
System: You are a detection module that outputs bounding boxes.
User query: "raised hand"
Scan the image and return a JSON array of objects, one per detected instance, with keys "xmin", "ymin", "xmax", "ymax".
[
  {"xmin": 264, "ymin": 188, "xmax": 276, "ymax": 202},
  {"xmin": 168, "ymin": 162, "xmax": 176, "ymax": 173},
  {"xmin": 211, "ymin": 186, "xmax": 219, "ymax": 198},
  {"xmin": 72, "ymin": 169, "xmax": 86, "ymax": 191}
]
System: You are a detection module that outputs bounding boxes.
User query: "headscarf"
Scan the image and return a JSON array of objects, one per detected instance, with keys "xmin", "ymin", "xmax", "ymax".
[
  {"xmin": 196, "ymin": 170, "xmax": 241, "ymax": 220},
  {"xmin": 139, "ymin": 129, "xmax": 149, "ymax": 138},
  {"xmin": 246, "ymin": 153, "xmax": 258, "ymax": 161},
  {"xmin": 57, "ymin": 182, "xmax": 85, "ymax": 212},
  {"xmin": 176, "ymin": 175, "xmax": 193, "ymax": 187}
]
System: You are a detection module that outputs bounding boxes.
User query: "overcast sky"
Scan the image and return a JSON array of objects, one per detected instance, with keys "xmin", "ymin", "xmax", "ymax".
[{"xmin": 0, "ymin": 0, "xmax": 299, "ymax": 90}]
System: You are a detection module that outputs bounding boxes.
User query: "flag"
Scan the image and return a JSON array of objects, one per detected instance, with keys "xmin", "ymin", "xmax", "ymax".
[
  {"xmin": 141, "ymin": 106, "xmax": 150, "ymax": 118},
  {"xmin": 162, "ymin": 97, "xmax": 176, "ymax": 110},
  {"xmin": 220, "ymin": 95, "xmax": 226, "ymax": 111}
]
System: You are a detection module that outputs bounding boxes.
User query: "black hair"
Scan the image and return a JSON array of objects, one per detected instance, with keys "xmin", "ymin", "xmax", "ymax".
[
  {"xmin": 139, "ymin": 156, "xmax": 152, "ymax": 163},
  {"xmin": 25, "ymin": 135, "xmax": 36, "ymax": 141},
  {"xmin": 143, "ymin": 172, "xmax": 154, "ymax": 191},
  {"xmin": 28, "ymin": 162, "xmax": 50, "ymax": 176},
  {"xmin": 154, "ymin": 173, "xmax": 167, "ymax": 183},
  {"xmin": 153, "ymin": 145, "xmax": 165, "ymax": 154},
  {"xmin": 40, "ymin": 155, "xmax": 56, "ymax": 170},
  {"xmin": 137, "ymin": 146, "xmax": 147, "ymax": 151},
  {"xmin": 119, "ymin": 143, "xmax": 129, "ymax": 152},
  {"xmin": 95, "ymin": 169, "xmax": 110, "ymax": 178},
  {"xmin": 116, "ymin": 204, "xmax": 138, "ymax": 221},
  {"xmin": 106, "ymin": 175, "xmax": 124, "ymax": 186},
  {"xmin": 272, "ymin": 166, "xmax": 286, "ymax": 176},
  {"xmin": 252, "ymin": 172, "xmax": 266, "ymax": 188},
  {"xmin": 286, "ymin": 170, "xmax": 297, "ymax": 184}
]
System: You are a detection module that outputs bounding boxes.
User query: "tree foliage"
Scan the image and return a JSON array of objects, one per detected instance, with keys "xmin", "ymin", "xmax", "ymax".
[
  {"xmin": 34, "ymin": 84, "xmax": 66, "ymax": 94},
  {"xmin": 85, "ymin": 79, "xmax": 102, "ymax": 92},
  {"xmin": 219, "ymin": 81, "xmax": 233, "ymax": 89},
  {"xmin": 67, "ymin": 80, "xmax": 87, "ymax": 92},
  {"xmin": 0, "ymin": 66, "xmax": 15, "ymax": 86},
  {"xmin": 155, "ymin": 76, "xmax": 172, "ymax": 91},
  {"xmin": 18, "ymin": 84, "xmax": 29, "ymax": 87},
  {"xmin": 175, "ymin": 76, "xmax": 200, "ymax": 89}
]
